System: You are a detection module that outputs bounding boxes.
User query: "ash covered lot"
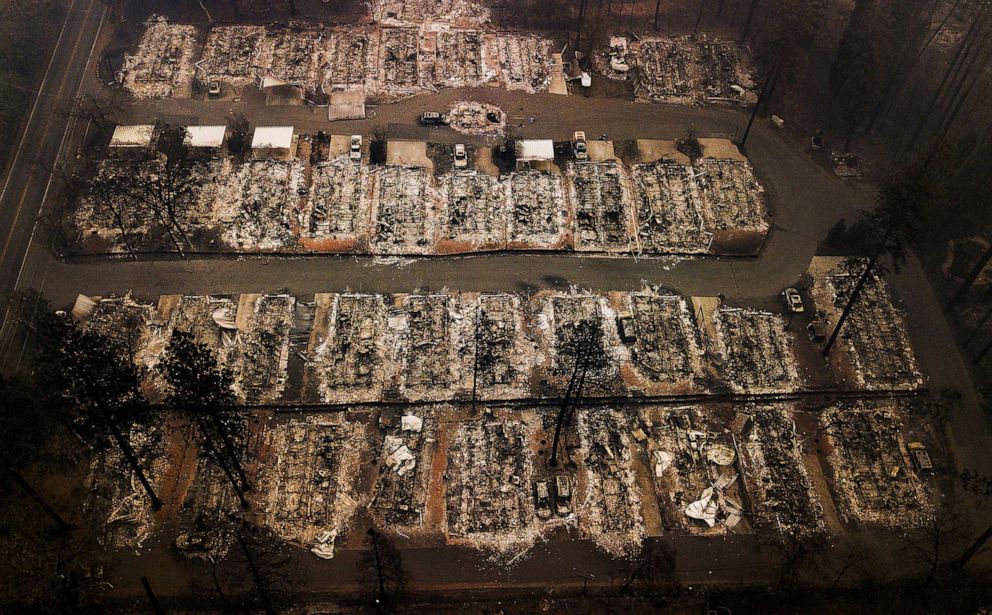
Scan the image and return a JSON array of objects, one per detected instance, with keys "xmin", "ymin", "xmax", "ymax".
[
  {"xmin": 73, "ymin": 281, "xmax": 921, "ymax": 406},
  {"xmin": 83, "ymin": 399, "xmax": 938, "ymax": 565},
  {"xmin": 72, "ymin": 136, "xmax": 769, "ymax": 257},
  {"xmin": 115, "ymin": 15, "xmax": 755, "ymax": 105}
]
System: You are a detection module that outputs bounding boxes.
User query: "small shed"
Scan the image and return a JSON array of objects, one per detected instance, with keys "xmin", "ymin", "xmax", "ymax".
[
  {"xmin": 184, "ymin": 125, "xmax": 227, "ymax": 149},
  {"xmin": 110, "ymin": 124, "xmax": 155, "ymax": 149},
  {"xmin": 251, "ymin": 126, "xmax": 295, "ymax": 159},
  {"xmin": 514, "ymin": 139, "xmax": 555, "ymax": 169}
]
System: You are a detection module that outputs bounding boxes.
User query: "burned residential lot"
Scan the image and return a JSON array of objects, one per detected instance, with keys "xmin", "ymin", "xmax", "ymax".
[
  {"xmin": 119, "ymin": 17, "xmax": 755, "ymax": 105},
  {"xmin": 118, "ymin": 17, "xmax": 556, "ymax": 100},
  {"xmin": 85, "ymin": 399, "xmax": 935, "ymax": 565},
  {"xmin": 74, "ymin": 137, "xmax": 769, "ymax": 257},
  {"xmin": 75, "ymin": 282, "xmax": 919, "ymax": 406}
]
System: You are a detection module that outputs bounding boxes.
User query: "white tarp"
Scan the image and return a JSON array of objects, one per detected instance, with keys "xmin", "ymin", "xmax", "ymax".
[{"xmin": 401, "ymin": 415, "xmax": 423, "ymax": 433}]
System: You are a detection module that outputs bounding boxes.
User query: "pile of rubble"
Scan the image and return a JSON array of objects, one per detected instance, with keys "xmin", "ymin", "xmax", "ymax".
[
  {"xmin": 696, "ymin": 159, "xmax": 768, "ymax": 233},
  {"xmin": 379, "ymin": 28, "xmax": 421, "ymax": 93},
  {"xmin": 324, "ymin": 29, "xmax": 374, "ymax": 86},
  {"xmin": 86, "ymin": 423, "xmax": 166, "ymax": 549},
  {"xmin": 258, "ymin": 415, "xmax": 364, "ymax": 558},
  {"xmin": 438, "ymin": 171, "xmax": 508, "ymax": 251},
  {"xmin": 543, "ymin": 294, "xmax": 623, "ymax": 389},
  {"xmin": 119, "ymin": 16, "xmax": 198, "ymax": 98},
  {"xmin": 593, "ymin": 36, "xmax": 632, "ymax": 81},
  {"xmin": 214, "ymin": 160, "xmax": 305, "ymax": 251},
  {"xmin": 739, "ymin": 407, "xmax": 824, "ymax": 535},
  {"xmin": 470, "ymin": 294, "xmax": 533, "ymax": 398},
  {"xmin": 372, "ymin": 0, "xmax": 491, "ymax": 26},
  {"xmin": 714, "ymin": 308, "xmax": 799, "ymax": 393},
  {"xmin": 814, "ymin": 259, "xmax": 924, "ymax": 390},
  {"xmin": 494, "ymin": 35, "xmax": 553, "ymax": 93},
  {"xmin": 444, "ymin": 414, "xmax": 541, "ymax": 558},
  {"xmin": 631, "ymin": 161, "xmax": 711, "ymax": 253},
  {"xmin": 623, "ymin": 293, "xmax": 705, "ymax": 386},
  {"xmin": 199, "ymin": 25, "xmax": 265, "ymax": 87},
  {"xmin": 642, "ymin": 406, "xmax": 745, "ymax": 534},
  {"xmin": 575, "ymin": 409, "xmax": 645, "ymax": 556},
  {"xmin": 433, "ymin": 32, "xmax": 487, "ymax": 87},
  {"xmin": 569, "ymin": 161, "xmax": 634, "ymax": 252},
  {"xmin": 399, "ymin": 294, "xmax": 458, "ymax": 397},
  {"xmin": 371, "ymin": 408, "xmax": 437, "ymax": 531},
  {"xmin": 820, "ymin": 403, "xmax": 931, "ymax": 528},
  {"xmin": 301, "ymin": 155, "xmax": 370, "ymax": 250},
  {"xmin": 370, "ymin": 166, "xmax": 438, "ymax": 255},
  {"xmin": 175, "ymin": 448, "xmax": 245, "ymax": 559},
  {"xmin": 258, "ymin": 24, "xmax": 322, "ymax": 87},
  {"xmin": 311, "ymin": 294, "xmax": 389, "ymax": 403},
  {"xmin": 507, "ymin": 170, "xmax": 567, "ymax": 248},
  {"xmin": 629, "ymin": 35, "xmax": 756, "ymax": 106},
  {"xmin": 230, "ymin": 294, "xmax": 294, "ymax": 404},
  {"xmin": 446, "ymin": 101, "xmax": 506, "ymax": 139}
]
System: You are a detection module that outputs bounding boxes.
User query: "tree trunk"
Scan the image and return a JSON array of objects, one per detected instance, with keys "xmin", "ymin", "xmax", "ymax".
[
  {"xmin": 694, "ymin": 0, "xmax": 706, "ymax": 33},
  {"xmin": 141, "ymin": 577, "xmax": 166, "ymax": 615},
  {"xmin": 368, "ymin": 528, "xmax": 387, "ymax": 602},
  {"xmin": 956, "ymin": 525, "xmax": 992, "ymax": 568},
  {"xmin": 904, "ymin": 5, "xmax": 985, "ymax": 156},
  {"xmin": 965, "ymin": 301, "xmax": 992, "ymax": 346},
  {"xmin": 937, "ymin": 36, "xmax": 992, "ymax": 138},
  {"xmin": 549, "ymin": 350, "xmax": 584, "ymax": 467},
  {"xmin": 105, "ymin": 420, "xmax": 162, "ymax": 510},
  {"xmin": 740, "ymin": 0, "xmax": 759, "ymax": 42},
  {"xmin": 199, "ymin": 423, "xmax": 250, "ymax": 509},
  {"xmin": 738, "ymin": 63, "xmax": 777, "ymax": 150},
  {"xmin": 950, "ymin": 242, "xmax": 992, "ymax": 307},
  {"xmin": 823, "ymin": 253, "xmax": 882, "ymax": 357},
  {"xmin": 653, "ymin": 0, "xmax": 662, "ymax": 30},
  {"xmin": 471, "ymin": 311, "xmax": 481, "ymax": 414},
  {"xmin": 3, "ymin": 464, "xmax": 71, "ymax": 530},
  {"xmin": 213, "ymin": 420, "xmax": 251, "ymax": 492},
  {"xmin": 235, "ymin": 526, "xmax": 276, "ymax": 615}
]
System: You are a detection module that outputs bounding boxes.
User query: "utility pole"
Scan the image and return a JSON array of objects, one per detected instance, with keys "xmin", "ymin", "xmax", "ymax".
[
  {"xmin": 956, "ymin": 525, "xmax": 992, "ymax": 568},
  {"xmin": 738, "ymin": 63, "xmax": 777, "ymax": 151},
  {"xmin": 549, "ymin": 352, "xmax": 589, "ymax": 467}
]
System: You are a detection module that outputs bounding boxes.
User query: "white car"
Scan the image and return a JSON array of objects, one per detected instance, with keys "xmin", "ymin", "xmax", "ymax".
[
  {"xmin": 453, "ymin": 143, "xmax": 467, "ymax": 168},
  {"xmin": 350, "ymin": 135, "xmax": 362, "ymax": 161},
  {"xmin": 783, "ymin": 288, "xmax": 805, "ymax": 314}
]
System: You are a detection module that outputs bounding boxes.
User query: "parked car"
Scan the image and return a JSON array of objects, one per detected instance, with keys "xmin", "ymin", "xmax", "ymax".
[
  {"xmin": 782, "ymin": 288, "xmax": 805, "ymax": 314},
  {"xmin": 534, "ymin": 481, "xmax": 552, "ymax": 520},
  {"xmin": 350, "ymin": 135, "xmax": 362, "ymax": 161},
  {"xmin": 572, "ymin": 131, "xmax": 588, "ymax": 161},
  {"xmin": 208, "ymin": 80, "xmax": 222, "ymax": 96},
  {"xmin": 554, "ymin": 476, "xmax": 572, "ymax": 516},
  {"xmin": 419, "ymin": 111, "xmax": 448, "ymax": 126},
  {"xmin": 908, "ymin": 442, "xmax": 934, "ymax": 473},
  {"xmin": 453, "ymin": 143, "xmax": 468, "ymax": 168}
]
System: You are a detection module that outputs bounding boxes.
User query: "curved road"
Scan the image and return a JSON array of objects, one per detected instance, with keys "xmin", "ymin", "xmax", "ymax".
[{"xmin": 17, "ymin": 88, "xmax": 872, "ymax": 308}]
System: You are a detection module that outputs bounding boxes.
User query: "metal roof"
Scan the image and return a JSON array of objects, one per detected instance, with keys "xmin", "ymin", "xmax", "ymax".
[
  {"xmin": 251, "ymin": 126, "xmax": 294, "ymax": 149},
  {"xmin": 514, "ymin": 139, "xmax": 555, "ymax": 161},
  {"xmin": 110, "ymin": 124, "xmax": 155, "ymax": 148},
  {"xmin": 184, "ymin": 125, "xmax": 226, "ymax": 148}
]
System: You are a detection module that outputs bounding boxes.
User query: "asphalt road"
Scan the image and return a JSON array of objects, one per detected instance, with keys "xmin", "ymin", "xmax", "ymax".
[{"xmin": 0, "ymin": 0, "xmax": 106, "ymax": 350}]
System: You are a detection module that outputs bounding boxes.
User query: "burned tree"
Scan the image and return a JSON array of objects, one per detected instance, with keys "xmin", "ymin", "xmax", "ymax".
[
  {"xmin": 86, "ymin": 133, "xmax": 208, "ymax": 255},
  {"xmin": 822, "ymin": 161, "xmax": 934, "ymax": 356},
  {"xmin": 160, "ymin": 331, "xmax": 251, "ymax": 508},
  {"xmin": 549, "ymin": 317, "xmax": 609, "ymax": 467},
  {"xmin": 208, "ymin": 517, "xmax": 294, "ymax": 614},
  {"xmin": 36, "ymin": 314, "xmax": 162, "ymax": 510},
  {"xmin": 0, "ymin": 376, "xmax": 71, "ymax": 531},
  {"xmin": 360, "ymin": 527, "xmax": 406, "ymax": 608}
]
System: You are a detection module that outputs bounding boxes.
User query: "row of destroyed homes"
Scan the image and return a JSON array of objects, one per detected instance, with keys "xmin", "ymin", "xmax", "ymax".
[
  {"xmin": 116, "ymin": 16, "xmax": 756, "ymax": 107},
  {"xmin": 74, "ymin": 267, "xmax": 922, "ymax": 407},
  {"xmin": 87, "ymin": 399, "xmax": 936, "ymax": 564},
  {"xmin": 75, "ymin": 124, "xmax": 770, "ymax": 256}
]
